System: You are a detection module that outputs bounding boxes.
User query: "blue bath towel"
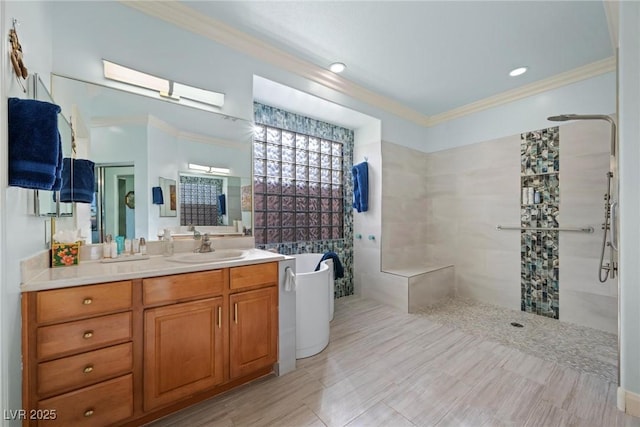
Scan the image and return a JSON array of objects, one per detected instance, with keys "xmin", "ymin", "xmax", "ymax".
[
  {"xmin": 60, "ymin": 158, "xmax": 95, "ymax": 203},
  {"xmin": 152, "ymin": 187, "xmax": 164, "ymax": 204},
  {"xmin": 315, "ymin": 251, "xmax": 344, "ymax": 279},
  {"xmin": 352, "ymin": 161, "xmax": 368, "ymax": 213},
  {"xmin": 218, "ymin": 194, "xmax": 226, "ymax": 215},
  {"xmin": 8, "ymin": 97, "xmax": 63, "ymax": 190}
]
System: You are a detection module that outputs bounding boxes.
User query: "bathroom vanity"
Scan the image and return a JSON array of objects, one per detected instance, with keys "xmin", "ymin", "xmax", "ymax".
[{"xmin": 20, "ymin": 250, "xmax": 283, "ymax": 426}]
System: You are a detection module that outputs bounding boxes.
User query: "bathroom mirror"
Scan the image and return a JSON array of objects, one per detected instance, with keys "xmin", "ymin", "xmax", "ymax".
[
  {"xmin": 30, "ymin": 74, "xmax": 74, "ymax": 217},
  {"xmin": 51, "ymin": 74, "xmax": 253, "ymax": 242},
  {"xmin": 177, "ymin": 172, "xmax": 252, "ymax": 228}
]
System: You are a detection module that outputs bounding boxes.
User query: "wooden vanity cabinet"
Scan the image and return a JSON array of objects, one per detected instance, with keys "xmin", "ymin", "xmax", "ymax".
[
  {"xmin": 22, "ymin": 261, "xmax": 279, "ymax": 426},
  {"xmin": 22, "ymin": 281, "xmax": 134, "ymax": 427}
]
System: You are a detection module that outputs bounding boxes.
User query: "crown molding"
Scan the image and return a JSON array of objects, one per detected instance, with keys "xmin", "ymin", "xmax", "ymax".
[
  {"xmin": 121, "ymin": 1, "xmax": 615, "ymax": 129},
  {"xmin": 427, "ymin": 56, "xmax": 616, "ymax": 127}
]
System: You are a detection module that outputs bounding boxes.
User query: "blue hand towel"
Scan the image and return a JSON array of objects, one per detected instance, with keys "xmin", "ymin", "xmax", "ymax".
[
  {"xmin": 60, "ymin": 158, "xmax": 95, "ymax": 203},
  {"xmin": 152, "ymin": 187, "xmax": 164, "ymax": 204},
  {"xmin": 218, "ymin": 194, "xmax": 226, "ymax": 215},
  {"xmin": 352, "ymin": 161, "xmax": 369, "ymax": 213},
  {"xmin": 51, "ymin": 133, "xmax": 64, "ymax": 191},
  {"xmin": 315, "ymin": 251, "xmax": 344, "ymax": 279},
  {"xmin": 8, "ymin": 97, "xmax": 63, "ymax": 190}
]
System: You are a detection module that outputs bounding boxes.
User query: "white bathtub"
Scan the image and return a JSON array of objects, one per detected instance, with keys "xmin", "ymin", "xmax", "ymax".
[{"xmin": 293, "ymin": 253, "xmax": 335, "ymax": 359}]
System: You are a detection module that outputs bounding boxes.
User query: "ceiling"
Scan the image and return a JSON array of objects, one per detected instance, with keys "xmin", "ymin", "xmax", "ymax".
[{"xmin": 180, "ymin": 1, "xmax": 614, "ymax": 119}]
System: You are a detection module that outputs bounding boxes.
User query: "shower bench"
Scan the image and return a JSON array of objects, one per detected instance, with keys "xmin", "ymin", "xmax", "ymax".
[{"xmin": 383, "ymin": 264, "xmax": 454, "ymax": 313}]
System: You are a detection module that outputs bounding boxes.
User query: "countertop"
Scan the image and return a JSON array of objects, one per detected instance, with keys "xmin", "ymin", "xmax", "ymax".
[{"xmin": 21, "ymin": 248, "xmax": 285, "ymax": 292}]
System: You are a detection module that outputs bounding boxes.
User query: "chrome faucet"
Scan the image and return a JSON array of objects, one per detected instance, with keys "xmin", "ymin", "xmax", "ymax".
[{"xmin": 196, "ymin": 233, "xmax": 213, "ymax": 253}]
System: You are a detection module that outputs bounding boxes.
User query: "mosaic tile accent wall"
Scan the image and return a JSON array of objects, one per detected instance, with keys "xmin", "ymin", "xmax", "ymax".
[
  {"xmin": 521, "ymin": 127, "xmax": 560, "ymax": 319},
  {"xmin": 254, "ymin": 103, "xmax": 354, "ymax": 298}
]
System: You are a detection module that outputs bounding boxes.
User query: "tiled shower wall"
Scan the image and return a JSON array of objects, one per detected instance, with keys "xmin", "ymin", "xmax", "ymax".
[
  {"xmin": 381, "ymin": 142, "xmax": 430, "ymax": 271},
  {"xmin": 394, "ymin": 120, "xmax": 616, "ymax": 333},
  {"xmin": 520, "ymin": 128, "xmax": 560, "ymax": 319},
  {"xmin": 253, "ymin": 103, "xmax": 354, "ymax": 298}
]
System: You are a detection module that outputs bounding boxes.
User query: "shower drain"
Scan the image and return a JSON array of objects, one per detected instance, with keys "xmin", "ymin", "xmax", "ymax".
[{"xmin": 510, "ymin": 322, "xmax": 524, "ymax": 328}]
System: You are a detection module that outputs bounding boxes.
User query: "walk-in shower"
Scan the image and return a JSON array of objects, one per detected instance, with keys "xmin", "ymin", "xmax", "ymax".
[{"xmin": 547, "ymin": 114, "xmax": 617, "ymax": 283}]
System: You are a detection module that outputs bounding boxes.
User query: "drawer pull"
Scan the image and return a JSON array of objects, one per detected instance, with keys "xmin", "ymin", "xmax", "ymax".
[
  {"xmin": 84, "ymin": 409, "xmax": 94, "ymax": 417},
  {"xmin": 83, "ymin": 364, "xmax": 94, "ymax": 374},
  {"xmin": 83, "ymin": 330, "xmax": 94, "ymax": 339},
  {"xmin": 82, "ymin": 298, "xmax": 93, "ymax": 305}
]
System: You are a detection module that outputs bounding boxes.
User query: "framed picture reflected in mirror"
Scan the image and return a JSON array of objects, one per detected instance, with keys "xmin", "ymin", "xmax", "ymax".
[{"xmin": 159, "ymin": 177, "xmax": 177, "ymax": 217}]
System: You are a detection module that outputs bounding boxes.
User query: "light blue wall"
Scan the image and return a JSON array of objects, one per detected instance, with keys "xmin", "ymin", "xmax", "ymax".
[
  {"xmin": 2, "ymin": 2, "xmax": 54, "ymax": 422},
  {"xmin": 424, "ymin": 72, "xmax": 616, "ymax": 153}
]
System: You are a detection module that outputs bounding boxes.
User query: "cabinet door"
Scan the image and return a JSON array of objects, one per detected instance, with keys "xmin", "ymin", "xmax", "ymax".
[
  {"xmin": 229, "ymin": 287, "xmax": 278, "ymax": 379},
  {"xmin": 144, "ymin": 297, "xmax": 224, "ymax": 411}
]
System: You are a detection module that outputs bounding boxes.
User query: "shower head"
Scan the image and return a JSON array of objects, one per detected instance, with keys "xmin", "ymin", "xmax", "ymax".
[
  {"xmin": 547, "ymin": 114, "xmax": 578, "ymax": 121},
  {"xmin": 547, "ymin": 114, "xmax": 614, "ymax": 122},
  {"xmin": 546, "ymin": 114, "xmax": 617, "ymax": 156}
]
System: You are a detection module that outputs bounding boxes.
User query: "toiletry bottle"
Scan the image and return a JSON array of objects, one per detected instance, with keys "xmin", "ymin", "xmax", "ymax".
[
  {"xmin": 133, "ymin": 238, "xmax": 140, "ymax": 254},
  {"xmin": 139, "ymin": 237, "xmax": 147, "ymax": 255},
  {"xmin": 110, "ymin": 236, "xmax": 118, "ymax": 258},
  {"xmin": 534, "ymin": 190, "xmax": 541, "ymax": 204},
  {"xmin": 103, "ymin": 235, "xmax": 112, "ymax": 259},
  {"xmin": 162, "ymin": 229, "xmax": 174, "ymax": 256},
  {"xmin": 124, "ymin": 239, "xmax": 132, "ymax": 255}
]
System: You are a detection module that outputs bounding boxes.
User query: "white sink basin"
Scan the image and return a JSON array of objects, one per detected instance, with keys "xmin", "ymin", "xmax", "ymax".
[{"xmin": 168, "ymin": 249, "xmax": 247, "ymax": 264}]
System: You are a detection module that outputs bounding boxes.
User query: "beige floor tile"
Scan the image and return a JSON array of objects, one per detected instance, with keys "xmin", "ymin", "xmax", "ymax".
[{"xmin": 345, "ymin": 401, "xmax": 415, "ymax": 427}]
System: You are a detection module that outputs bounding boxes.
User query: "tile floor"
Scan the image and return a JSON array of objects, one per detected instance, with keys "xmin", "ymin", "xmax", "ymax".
[{"xmin": 149, "ymin": 297, "xmax": 638, "ymax": 427}]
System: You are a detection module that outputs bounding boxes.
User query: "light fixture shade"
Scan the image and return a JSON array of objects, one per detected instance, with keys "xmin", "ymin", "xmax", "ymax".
[
  {"xmin": 188, "ymin": 163, "xmax": 230, "ymax": 175},
  {"xmin": 103, "ymin": 60, "xmax": 224, "ymax": 108},
  {"xmin": 103, "ymin": 60, "xmax": 170, "ymax": 93}
]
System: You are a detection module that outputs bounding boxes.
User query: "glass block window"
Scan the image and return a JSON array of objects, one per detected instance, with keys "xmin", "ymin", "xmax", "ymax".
[
  {"xmin": 253, "ymin": 125, "xmax": 344, "ymax": 244},
  {"xmin": 179, "ymin": 175, "xmax": 224, "ymax": 226}
]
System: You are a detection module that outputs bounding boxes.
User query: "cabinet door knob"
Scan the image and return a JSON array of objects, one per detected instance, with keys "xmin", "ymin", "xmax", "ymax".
[
  {"xmin": 82, "ymin": 298, "xmax": 93, "ymax": 305},
  {"xmin": 83, "ymin": 330, "xmax": 94, "ymax": 339},
  {"xmin": 83, "ymin": 364, "xmax": 94, "ymax": 374},
  {"xmin": 84, "ymin": 409, "xmax": 94, "ymax": 417}
]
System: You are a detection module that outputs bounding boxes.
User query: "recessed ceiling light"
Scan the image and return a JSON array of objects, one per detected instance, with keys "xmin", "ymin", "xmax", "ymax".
[
  {"xmin": 329, "ymin": 62, "xmax": 346, "ymax": 73},
  {"xmin": 509, "ymin": 66, "xmax": 528, "ymax": 77}
]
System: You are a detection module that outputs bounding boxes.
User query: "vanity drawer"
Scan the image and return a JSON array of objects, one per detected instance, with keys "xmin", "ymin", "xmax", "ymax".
[
  {"xmin": 36, "ymin": 281, "xmax": 132, "ymax": 324},
  {"xmin": 37, "ymin": 312, "xmax": 132, "ymax": 360},
  {"xmin": 230, "ymin": 262, "xmax": 278, "ymax": 290},
  {"xmin": 37, "ymin": 342, "xmax": 133, "ymax": 397},
  {"xmin": 37, "ymin": 374, "xmax": 133, "ymax": 427},
  {"xmin": 143, "ymin": 270, "xmax": 225, "ymax": 306}
]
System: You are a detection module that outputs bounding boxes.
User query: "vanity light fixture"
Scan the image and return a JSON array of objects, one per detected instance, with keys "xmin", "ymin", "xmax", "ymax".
[
  {"xmin": 188, "ymin": 163, "xmax": 231, "ymax": 175},
  {"xmin": 509, "ymin": 66, "xmax": 528, "ymax": 77},
  {"xmin": 102, "ymin": 60, "xmax": 225, "ymax": 107},
  {"xmin": 329, "ymin": 62, "xmax": 346, "ymax": 73}
]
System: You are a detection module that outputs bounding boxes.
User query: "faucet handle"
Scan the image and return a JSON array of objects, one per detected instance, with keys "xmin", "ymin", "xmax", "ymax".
[{"xmin": 193, "ymin": 230, "xmax": 201, "ymax": 240}]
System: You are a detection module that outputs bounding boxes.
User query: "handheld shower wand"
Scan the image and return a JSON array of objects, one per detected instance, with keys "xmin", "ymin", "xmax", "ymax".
[{"xmin": 547, "ymin": 114, "xmax": 617, "ymax": 282}]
